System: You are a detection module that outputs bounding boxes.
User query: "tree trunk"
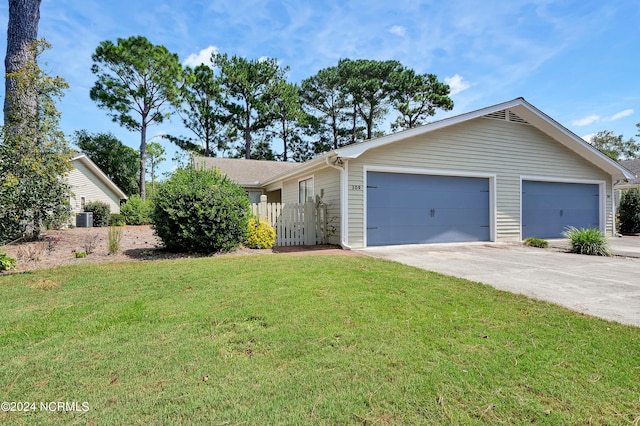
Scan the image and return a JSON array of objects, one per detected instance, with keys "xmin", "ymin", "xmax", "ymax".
[
  {"xmin": 140, "ymin": 123, "xmax": 147, "ymax": 201},
  {"xmin": 245, "ymin": 115, "xmax": 251, "ymax": 160},
  {"xmin": 4, "ymin": 0, "xmax": 41, "ymax": 127}
]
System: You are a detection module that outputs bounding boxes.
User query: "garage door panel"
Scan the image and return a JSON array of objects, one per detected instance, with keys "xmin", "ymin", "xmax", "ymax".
[
  {"xmin": 367, "ymin": 172, "xmax": 490, "ymax": 246},
  {"xmin": 522, "ymin": 181, "xmax": 599, "ymax": 239}
]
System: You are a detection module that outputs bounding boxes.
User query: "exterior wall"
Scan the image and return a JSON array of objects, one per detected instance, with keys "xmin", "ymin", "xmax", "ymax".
[
  {"xmin": 67, "ymin": 161, "xmax": 122, "ymax": 214},
  {"xmin": 345, "ymin": 117, "xmax": 612, "ymax": 248},
  {"xmin": 279, "ymin": 166, "xmax": 342, "ymax": 245}
]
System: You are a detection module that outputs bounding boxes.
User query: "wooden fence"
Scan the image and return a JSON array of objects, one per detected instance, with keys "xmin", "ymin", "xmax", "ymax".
[{"xmin": 251, "ymin": 195, "xmax": 328, "ymax": 246}]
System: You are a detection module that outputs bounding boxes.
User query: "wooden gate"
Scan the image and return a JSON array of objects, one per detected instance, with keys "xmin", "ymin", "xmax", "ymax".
[{"xmin": 251, "ymin": 196, "xmax": 328, "ymax": 246}]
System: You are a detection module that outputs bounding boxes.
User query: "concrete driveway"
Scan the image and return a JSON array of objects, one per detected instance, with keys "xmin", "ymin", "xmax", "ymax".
[{"xmin": 359, "ymin": 237, "xmax": 640, "ymax": 327}]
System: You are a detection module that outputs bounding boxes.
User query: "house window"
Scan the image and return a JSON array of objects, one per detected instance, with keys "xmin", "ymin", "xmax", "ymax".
[
  {"xmin": 246, "ymin": 190, "xmax": 263, "ymax": 204},
  {"xmin": 298, "ymin": 177, "xmax": 314, "ymax": 203},
  {"xmin": 80, "ymin": 197, "xmax": 86, "ymax": 209}
]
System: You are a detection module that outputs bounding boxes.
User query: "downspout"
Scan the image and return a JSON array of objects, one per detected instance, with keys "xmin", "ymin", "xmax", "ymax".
[{"xmin": 325, "ymin": 155, "xmax": 352, "ymax": 250}]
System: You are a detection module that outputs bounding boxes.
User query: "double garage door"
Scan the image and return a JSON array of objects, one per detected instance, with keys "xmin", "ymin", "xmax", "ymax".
[
  {"xmin": 367, "ymin": 172, "xmax": 490, "ymax": 246},
  {"xmin": 366, "ymin": 172, "xmax": 601, "ymax": 246}
]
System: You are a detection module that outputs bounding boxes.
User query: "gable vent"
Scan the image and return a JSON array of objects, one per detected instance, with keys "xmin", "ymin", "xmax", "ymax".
[
  {"xmin": 484, "ymin": 110, "xmax": 506, "ymax": 120},
  {"xmin": 508, "ymin": 111, "xmax": 529, "ymax": 124},
  {"xmin": 483, "ymin": 109, "xmax": 529, "ymax": 125}
]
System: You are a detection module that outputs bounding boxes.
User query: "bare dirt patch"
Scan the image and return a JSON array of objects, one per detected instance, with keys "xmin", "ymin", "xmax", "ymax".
[{"xmin": 2, "ymin": 225, "xmax": 359, "ymax": 273}]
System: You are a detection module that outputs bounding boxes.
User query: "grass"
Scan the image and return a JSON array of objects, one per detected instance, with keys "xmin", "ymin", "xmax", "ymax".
[{"xmin": 0, "ymin": 255, "xmax": 638, "ymax": 425}]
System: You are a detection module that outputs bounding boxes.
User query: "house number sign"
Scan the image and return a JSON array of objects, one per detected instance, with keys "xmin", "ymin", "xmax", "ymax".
[{"xmin": 350, "ymin": 185, "xmax": 363, "ymax": 190}]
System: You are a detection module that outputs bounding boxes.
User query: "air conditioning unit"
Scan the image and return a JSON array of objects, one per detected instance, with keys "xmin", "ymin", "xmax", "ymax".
[{"xmin": 76, "ymin": 212, "xmax": 93, "ymax": 228}]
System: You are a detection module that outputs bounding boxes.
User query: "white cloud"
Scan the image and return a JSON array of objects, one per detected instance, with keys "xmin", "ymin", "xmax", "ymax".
[
  {"xmin": 444, "ymin": 74, "xmax": 471, "ymax": 95},
  {"xmin": 606, "ymin": 109, "xmax": 634, "ymax": 121},
  {"xmin": 183, "ymin": 45, "xmax": 218, "ymax": 67},
  {"xmin": 572, "ymin": 114, "xmax": 600, "ymax": 127},
  {"xmin": 389, "ymin": 25, "xmax": 407, "ymax": 37},
  {"xmin": 581, "ymin": 133, "xmax": 595, "ymax": 143}
]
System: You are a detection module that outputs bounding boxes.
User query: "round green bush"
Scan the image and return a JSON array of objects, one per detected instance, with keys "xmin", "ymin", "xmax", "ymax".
[
  {"xmin": 152, "ymin": 167, "xmax": 250, "ymax": 253},
  {"xmin": 246, "ymin": 218, "xmax": 276, "ymax": 249},
  {"xmin": 83, "ymin": 201, "xmax": 111, "ymax": 227},
  {"xmin": 619, "ymin": 187, "xmax": 640, "ymax": 235},
  {"xmin": 120, "ymin": 194, "xmax": 153, "ymax": 225}
]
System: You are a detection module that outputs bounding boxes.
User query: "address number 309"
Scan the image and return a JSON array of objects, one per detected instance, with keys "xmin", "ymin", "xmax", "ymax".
[{"xmin": 350, "ymin": 185, "xmax": 362, "ymax": 190}]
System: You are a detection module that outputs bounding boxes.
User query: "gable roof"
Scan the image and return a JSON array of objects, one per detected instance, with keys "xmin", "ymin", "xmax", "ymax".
[
  {"xmin": 71, "ymin": 154, "xmax": 128, "ymax": 200},
  {"xmin": 332, "ymin": 97, "xmax": 635, "ymax": 181},
  {"xmin": 618, "ymin": 159, "xmax": 640, "ymax": 187},
  {"xmin": 193, "ymin": 157, "xmax": 300, "ymax": 187}
]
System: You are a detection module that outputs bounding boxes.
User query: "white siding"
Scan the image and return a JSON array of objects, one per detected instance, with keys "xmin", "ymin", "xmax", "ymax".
[
  {"xmin": 280, "ymin": 166, "xmax": 342, "ymax": 245},
  {"xmin": 67, "ymin": 161, "xmax": 122, "ymax": 214},
  {"xmin": 346, "ymin": 117, "xmax": 612, "ymax": 248}
]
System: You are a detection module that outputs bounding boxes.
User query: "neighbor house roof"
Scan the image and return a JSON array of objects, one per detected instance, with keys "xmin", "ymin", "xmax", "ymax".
[
  {"xmin": 193, "ymin": 157, "xmax": 300, "ymax": 187},
  {"xmin": 71, "ymin": 154, "xmax": 128, "ymax": 200},
  {"xmin": 617, "ymin": 159, "xmax": 640, "ymax": 188},
  {"xmin": 262, "ymin": 97, "xmax": 635, "ymax": 185}
]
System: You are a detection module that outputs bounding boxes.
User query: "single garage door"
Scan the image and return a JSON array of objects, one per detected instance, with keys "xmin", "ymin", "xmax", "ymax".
[
  {"xmin": 522, "ymin": 180, "xmax": 599, "ymax": 239},
  {"xmin": 367, "ymin": 172, "xmax": 490, "ymax": 246}
]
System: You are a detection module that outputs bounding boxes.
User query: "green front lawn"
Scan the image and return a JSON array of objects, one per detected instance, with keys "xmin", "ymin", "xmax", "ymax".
[{"xmin": 1, "ymin": 255, "xmax": 638, "ymax": 424}]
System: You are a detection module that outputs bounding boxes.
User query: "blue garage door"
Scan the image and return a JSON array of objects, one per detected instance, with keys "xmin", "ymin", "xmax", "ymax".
[
  {"xmin": 367, "ymin": 172, "xmax": 490, "ymax": 246},
  {"xmin": 522, "ymin": 180, "xmax": 599, "ymax": 239}
]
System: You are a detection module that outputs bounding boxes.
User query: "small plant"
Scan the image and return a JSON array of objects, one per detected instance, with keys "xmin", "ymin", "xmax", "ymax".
[
  {"xmin": 0, "ymin": 253, "xmax": 17, "ymax": 271},
  {"xmin": 562, "ymin": 226, "xmax": 612, "ymax": 256},
  {"xmin": 44, "ymin": 235, "xmax": 61, "ymax": 253},
  {"xmin": 107, "ymin": 226, "xmax": 122, "ymax": 255},
  {"xmin": 120, "ymin": 195, "xmax": 153, "ymax": 225},
  {"xmin": 83, "ymin": 201, "xmax": 111, "ymax": 227},
  {"xmin": 524, "ymin": 237, "xmax": 548, "ymax": 248},
  {"xmin": 246, "ymin": 218, "xmax": 276, "ymax": 249},
  {"xmin": 17, "ymin": 242, "xmax": 45, "ymax": 262},
  {"xmin": 74, "ymin": 251, "xmax": 87, "ymax": 258},
  {"xmin": 83, "ymin": 233, "xmax": 99, "ymax": 254},
  {"xmin": 109, "ymin": 213, "xmax": 126, "ymax": 226}
]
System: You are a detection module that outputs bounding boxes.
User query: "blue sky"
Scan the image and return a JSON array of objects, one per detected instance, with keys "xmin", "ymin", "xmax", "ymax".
[{"xmin": 1, "ymin": 0, "xmax": 639, "ymax": 176}]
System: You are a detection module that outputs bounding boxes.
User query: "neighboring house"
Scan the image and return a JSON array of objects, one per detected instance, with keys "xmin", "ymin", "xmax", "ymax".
[
  {"xmin": 68, "ymin": 154, "xmax": 128, "ymax": 214},
  {"xmin": 200, "ymin": 98, "xmax": 635, "ymax": 248},
  {"xmin": 193, "ymin": 157, "xmax": 299, "ymax": 203},
  {"xmin": 617, "ymin": 159, "xmax": 640, "ymax": 188}
]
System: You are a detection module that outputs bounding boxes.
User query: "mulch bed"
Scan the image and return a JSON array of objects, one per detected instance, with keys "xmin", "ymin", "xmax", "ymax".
[{"xmin": 1, "ymin": 226, "xmax": 359, "ymax": 273}]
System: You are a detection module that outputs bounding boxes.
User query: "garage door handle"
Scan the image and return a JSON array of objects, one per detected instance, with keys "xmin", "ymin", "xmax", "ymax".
[
  {"xmin": 560, "ymin": 209, "xmax": 563, "ymax": 217},
  {"xmin": 429, "ymin": 208, "xmax": 435, "ymax": 217}
]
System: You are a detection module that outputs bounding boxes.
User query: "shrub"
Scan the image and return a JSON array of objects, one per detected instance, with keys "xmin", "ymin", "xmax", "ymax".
[
  {"xmin": 152, "ymin": 167, "xmax": 251, "ymax": 253},
  {"xmin": 108, "ymin": 226, "xmax": 122, "ymax": 255},
  {"xmin": 74, "ymin": 251, "xmax": 87, "ymax": 258},
  {"xmin": 83, "ymin": 201, "xmax": 111, "ymax": 227},
  {"xmin": 0, "ymin": 253, "xmax": 17, "ymax": 271},
  {"xmin": 109, "ymin": 213, "xmax": 126, "ymax": 227},
  {"xmin": 524, "ymin": 237, "xmax": 549, "ymax": 248},
  {"xmin": 246, "ymin": 218, "xmax": 276, "ymax": 249},
  {"xmin": 562, "ymin": 226, "xmax": 611, "ymax": 256},
  {"xmin": 120, "ymin": 195, "xmax": 153, "ymax": 225},
  {"xmin": 618, "ymin": 187, "xmax": 640, "ymax": 235}
]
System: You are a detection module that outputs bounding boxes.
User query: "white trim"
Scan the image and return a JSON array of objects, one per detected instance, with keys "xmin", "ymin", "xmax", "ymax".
[
  {"xmin": 297, "ymin": 175, "xmax": 315, "ymax": 203},
  {"xmin": 362, "ymin": 165, "xmax": 497, "ymax": 247},
  {"xmin": 344, "ymin": 161, "xmax": 350, "ymax": 247},
  {"xmin": 519, "ymin": 176, "xmax": 607, "ymax": 238}
]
